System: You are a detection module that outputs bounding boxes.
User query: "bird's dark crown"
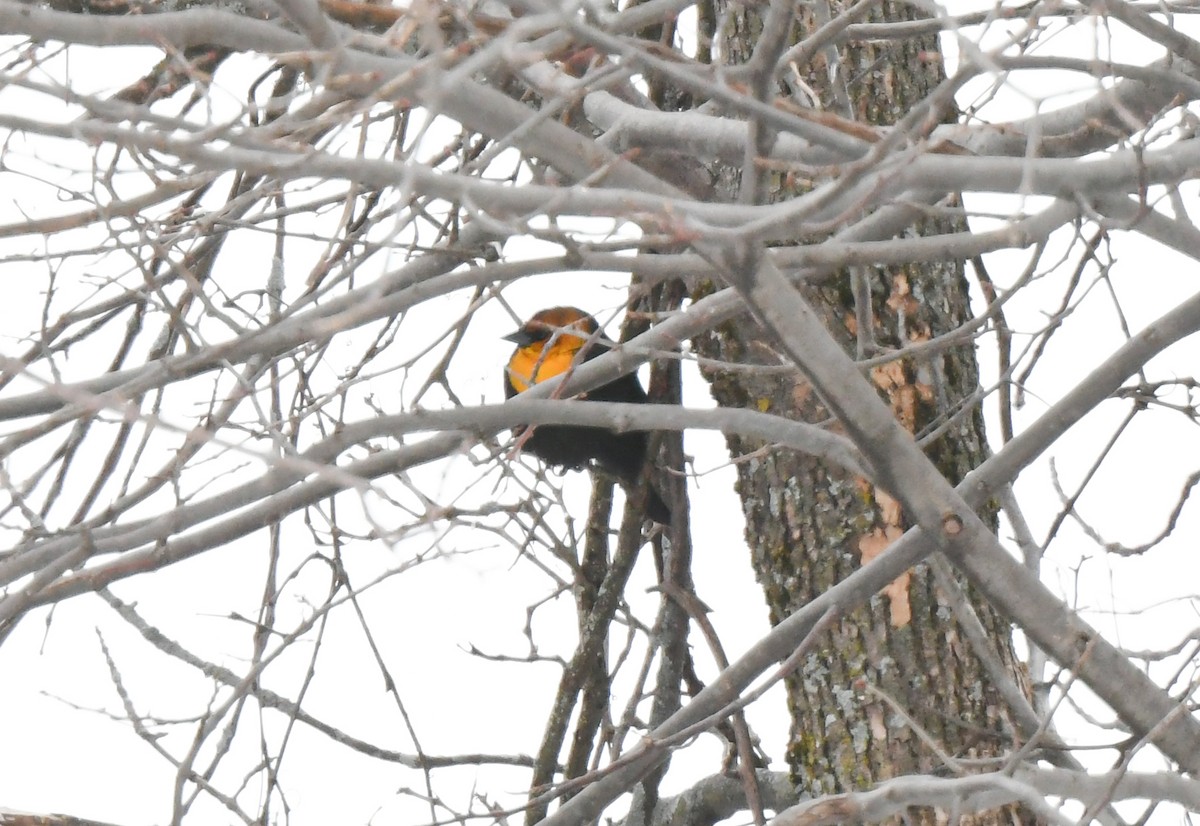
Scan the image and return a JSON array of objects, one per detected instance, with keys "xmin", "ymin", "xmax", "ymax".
[{"xmin": 504, "ymin": 306, "xmax": 598, "ymax": 345}]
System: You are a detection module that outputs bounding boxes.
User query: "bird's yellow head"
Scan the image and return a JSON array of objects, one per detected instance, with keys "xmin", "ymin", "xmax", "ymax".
[{"xmin": 503, "ymin": 307, "xmax": 601, "ymax": 394}]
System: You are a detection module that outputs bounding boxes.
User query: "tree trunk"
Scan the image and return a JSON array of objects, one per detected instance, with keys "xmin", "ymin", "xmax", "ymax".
[{"xmin": 695, "ymin": 1, "xmax": 1036, "ymax": 822}]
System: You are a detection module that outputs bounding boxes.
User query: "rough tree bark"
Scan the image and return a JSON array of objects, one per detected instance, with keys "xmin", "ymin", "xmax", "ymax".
[{"xmin": 690, "ymin": 1, "xmax": 1037, "ymax": 822}]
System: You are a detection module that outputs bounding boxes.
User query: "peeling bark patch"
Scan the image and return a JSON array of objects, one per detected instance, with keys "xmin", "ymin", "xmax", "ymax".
[
  {"xmin": 866, "ymin": 271, "xmax": 938, "ymax": 430},
  {"xmin": 876, "ymin": 487, "xmax": 903, "ymax": 527},
  {"xmin": 866, "ymin": 698, "xmax": 888, "ymax": 740},
  {"xmin": 791, "ymin": 381, "xmax": 814, "ymax": 412},
  {"xmin": 856, "ymin": 490, "xmax": 912, "ymax": 627},
  {"xmin": 859, "ymin": 528, "xmax": 912, "ymax": 626},
  {"xmin": 870, "ymin": 357, "xmax": 934, "ymax": 433},
  {"xmin": 886, "ymin": 272, "xmax": 919, "ymax": 317}
]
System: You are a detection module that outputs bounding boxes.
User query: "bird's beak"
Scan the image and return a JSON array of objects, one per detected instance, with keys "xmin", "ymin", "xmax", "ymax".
[{"xmin": 503, "ymin": 329, "xmax": 535, "ymax": 346}]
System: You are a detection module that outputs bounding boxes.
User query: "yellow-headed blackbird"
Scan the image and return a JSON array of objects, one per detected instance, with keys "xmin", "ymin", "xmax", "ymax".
[{"xmin": 503, "ymin": 306, "xmax": 671, "ymax": 524}]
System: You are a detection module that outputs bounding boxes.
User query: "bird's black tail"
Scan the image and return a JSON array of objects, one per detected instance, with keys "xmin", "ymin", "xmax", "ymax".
[
  {"xmin": 643, "ymin": 481, "xmax": 672, "ymax": 525},
  {"xmin": 594, "ymin": 432, "xmax": 671, "ymax": 524}
]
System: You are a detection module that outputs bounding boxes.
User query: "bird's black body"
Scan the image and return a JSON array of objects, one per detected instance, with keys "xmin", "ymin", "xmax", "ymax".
[{"xmin": 503, "ymin": 307, "xmax": 670, "ymax": 524}]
